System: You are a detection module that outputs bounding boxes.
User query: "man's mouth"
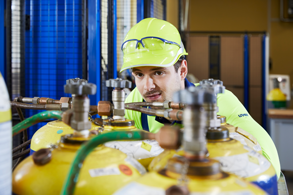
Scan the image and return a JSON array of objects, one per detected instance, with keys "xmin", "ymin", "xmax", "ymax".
[{"xmin": 145, "ymin": 93, "xmax": 162, "ymax": 101}]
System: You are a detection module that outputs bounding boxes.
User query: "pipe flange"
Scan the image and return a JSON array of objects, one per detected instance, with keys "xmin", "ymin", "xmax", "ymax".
[
  {"xmin": 217, "ymin": 115, "xmax": 226, "ymax": 124},
  {"xmin": 60, "ymin": 134, "xmax": 87, "ymax": 145},
  {"xmin": 167, "ymin": 156, "xmax": 222, "ymax": 176},
  {"xmin": 33, "ymin": 148, "xmax": 52, "ymax": 166},
  {"xmin": 104, "ymin": 119, "xmax": 135, "ymax": 127},
  {"xmin": 206, "ymin": 127, "xmax": 229, "ymax": 140}
]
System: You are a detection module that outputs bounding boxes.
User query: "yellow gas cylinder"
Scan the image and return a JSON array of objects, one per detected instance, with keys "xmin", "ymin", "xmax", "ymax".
[
  {"xmin": 149, "ymin": 128, "xmax": 278, "ymax": 194},
  {"xmin": 143, "ymin": 87, "xmax": 266, "ymax": 195},
  {"xmin": 30, "ymin": 118, "xmax": 101, "ymax": 155},
  {"xmin": 218, "ymin": 115, "xmax": 262, "ymax": 154},
  {"xmin": 115, "ymin": 157, "xmax": 266, "ymax": 195},
  {"xmin": 13, "ymin": 134, "xmax": 146, "ymax": 195},
  {"xmin": 102, "ymin": 119, "xmax": 164, "ymax": 168}
]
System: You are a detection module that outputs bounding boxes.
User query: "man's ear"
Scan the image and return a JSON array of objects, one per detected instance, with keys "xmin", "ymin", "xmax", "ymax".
[{"xmin": 179, "ymin": 60, "xmax": 188, "ymax": 80}]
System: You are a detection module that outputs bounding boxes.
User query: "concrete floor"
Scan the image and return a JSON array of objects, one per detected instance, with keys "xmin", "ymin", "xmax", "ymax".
[{"xmin": 283, "ymin": 171, "xmax": 293, "ymax": 194}]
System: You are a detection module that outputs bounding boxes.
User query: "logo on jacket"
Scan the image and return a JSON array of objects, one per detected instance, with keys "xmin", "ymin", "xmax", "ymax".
[{"xmin": 238, "ymin": 113, "xmax": 248, "ymax": 117}]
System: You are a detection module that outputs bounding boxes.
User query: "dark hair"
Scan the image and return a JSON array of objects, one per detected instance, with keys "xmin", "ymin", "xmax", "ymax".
[{"xmin": 174, "ymin": 55, "xmax": 185, "ymax": 72}]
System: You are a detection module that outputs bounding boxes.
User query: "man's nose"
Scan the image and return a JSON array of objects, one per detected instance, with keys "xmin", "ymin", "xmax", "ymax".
[{"xmin": 143, "ymin": 76, "xmax": 155, "ymax": 91}]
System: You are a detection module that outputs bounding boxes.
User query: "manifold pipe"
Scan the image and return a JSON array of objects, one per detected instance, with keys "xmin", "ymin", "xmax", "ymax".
[
  {"xmin": 125, "ymin": 102, "xmax": 185, "ymax": 109},
  {"xmin": 11, "ymin": 102, "xmax": 62, "ymax": 110},
  {"xmin": 125, "ymin": 105, "xmax": 183, "ymax": 121}
]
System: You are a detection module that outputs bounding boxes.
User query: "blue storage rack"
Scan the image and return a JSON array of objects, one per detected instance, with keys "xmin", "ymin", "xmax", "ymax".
[{"xmin": 25, "ymin": 0, "xmax": 83, "ymax": 138}]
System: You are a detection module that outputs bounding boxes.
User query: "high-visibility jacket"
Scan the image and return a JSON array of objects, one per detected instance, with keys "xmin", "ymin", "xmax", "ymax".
[{"xmin": 125, "ymin": 86, "xmax": 281, "ymax": 178}]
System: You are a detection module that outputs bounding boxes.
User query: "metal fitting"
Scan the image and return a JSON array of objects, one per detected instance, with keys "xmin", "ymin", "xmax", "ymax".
[
  {"xmin": 70, "ymin": 96, "xmax": 91, "ymax": 131},
  {"xmin": 97, "ymin": 101, "xmax": 112, "ymax": 116},
  {"xmin": 106, "ymin": 78, "xmax": 132, "ymax": 120},
  {"xmin": 38, "ymin": 97, "xmax": 50, "ymax": 104},
  {"xmin": 60, "ymin": 103, "xmax": 69, "ymax": 111},
  {"xmin": 62, "ymin": 109, "xmax": 74, "ymax": 126},
  {"xmin": 64, "ymin": 78, "xmax": 96, "ymax": 132},
  {"xmin": 172, "ymin": 88, "xmax": 212, "ymax": 158},
  {"xmin": 182, "ymin": 106, "xmax": 206, "ymax": 156},
  {"xmin": 199, "ymin": 78, "xmax": 225, "ymax": 98},
  {"xmin": 197, "ymin": 79, "xmax": 226, "ymax": 129},
  {"xmin": 173, "ymin": 87, "xmax": 205, "ymax": 105},
  {"xmin": 60, "ymin": 97, "xmax": 71, "ymax": 104},
  {"xmin": 32, "ymin": 97, "xmax": 39, "ymax": 104},
  {"xmin": 163, "ymin": 100, "xmax": 170, "ymax": 109}
]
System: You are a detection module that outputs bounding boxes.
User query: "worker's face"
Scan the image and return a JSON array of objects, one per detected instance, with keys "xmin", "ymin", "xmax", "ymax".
[{"xmin": 132, "ymin": 61, "xmax": 187, "ymax": 102}]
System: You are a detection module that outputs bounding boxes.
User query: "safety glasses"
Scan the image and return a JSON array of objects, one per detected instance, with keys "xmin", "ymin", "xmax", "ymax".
[{"xmin": 121, "ymin": 36, "xmax": 181, "ymax": 55}]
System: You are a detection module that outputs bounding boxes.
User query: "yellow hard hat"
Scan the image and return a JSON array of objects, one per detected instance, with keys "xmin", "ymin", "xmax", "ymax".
[{"xmin": 120, "ymin": 18, "xmax": 188, "ymax": 72}]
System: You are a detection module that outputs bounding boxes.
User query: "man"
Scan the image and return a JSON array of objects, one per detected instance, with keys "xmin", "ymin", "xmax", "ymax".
[{"xmin": 121, "ymin": 18, "xmax": 280, "ymax": 177}]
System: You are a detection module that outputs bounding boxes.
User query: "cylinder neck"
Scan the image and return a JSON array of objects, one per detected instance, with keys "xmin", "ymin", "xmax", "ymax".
[
  {"xmin": 165, "ymin": 156, "xmax": 225, "ymax": 179},
  {"xmin": 203, "ymin": 103, "xmax": 221, "ymax": 130},
  {"xmin": 112, "ymin": 89, "xmax": 125, "ymax": 120},
  {"xmin": 182, "ymin": 105, "xmax": 207, "ymax": 157}
]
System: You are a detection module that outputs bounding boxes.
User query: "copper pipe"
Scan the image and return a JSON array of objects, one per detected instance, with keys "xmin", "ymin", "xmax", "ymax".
[
  {"xmin": 47, "ymin": 99, "xmax": 60, "ymax": 104},
  {"xmin": 11, "ymin": 102, "xmax": 62, "ymax": 110},
  {"xmin": 168, "ymin": 109, "xmax": 183, "ymax": 121},
  {"xmin": 170, "ymin": 102, "xmax": 185, "ymax": 109},
  {"xmin": 38, "ymin": 97, "xmax": 60, "ymax": 104}
]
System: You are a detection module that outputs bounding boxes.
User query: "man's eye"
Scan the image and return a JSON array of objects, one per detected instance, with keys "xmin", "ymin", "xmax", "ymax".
[
  {"xmin": 135, "ymin": 73, "xmax": 143, "ymax": 77},
  {"xmin": 154, "ymin": 71, "xmax": 163, "ymax": 76}
]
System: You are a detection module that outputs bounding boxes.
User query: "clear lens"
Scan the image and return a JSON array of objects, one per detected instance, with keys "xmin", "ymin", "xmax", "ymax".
[
  {"xmin": 142, "ymin": 38, "xmax": 166, "ymax": 51},
  {"xmin": 122, "ymin": 41, "xmax": 137, "ymax": 54}
]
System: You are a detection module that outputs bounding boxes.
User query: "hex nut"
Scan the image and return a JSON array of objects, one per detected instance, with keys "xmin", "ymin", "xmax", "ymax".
[
  {"xmin": 113, "ymin": 109, "xmax": 125, "ymax": 116},
  {"xmin": 61, "ymin": 103, "xmax": 69, "ymax": 111},
  {"xmin": 70, "ymin": 120, "xmax": 92, "ymax": 131},
  {"xmin": 97, "ymin": 101, "xmax": 112, "ymax": 116},
  {"xmin": 163, "ymin": 100, "xmax": 170, "ymax": 109},
  {"xmin": 32, "ymin": 97, "xmax": 39, "ymax": 104},
  {"xmin": 60, "ymin": 97, "xmax": 71, "ymax": 104}
]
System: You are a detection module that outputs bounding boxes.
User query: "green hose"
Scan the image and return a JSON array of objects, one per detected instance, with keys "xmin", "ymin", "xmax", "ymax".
[
  {"xmin": 12, "ymin": 111, "xmax": 63, "ymax": 136},
  {"xmin": 60, "ymin": 131, "xmax": 146, "ymax": 195}
]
